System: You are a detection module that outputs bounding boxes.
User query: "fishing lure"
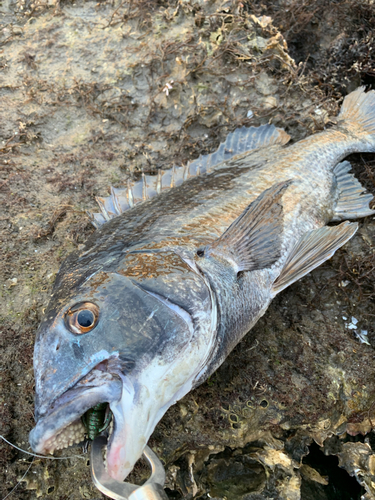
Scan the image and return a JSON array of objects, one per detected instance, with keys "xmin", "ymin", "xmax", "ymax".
[{"xmin": 82, "ymin": 403, "xmax": 112, "ymax": 441}]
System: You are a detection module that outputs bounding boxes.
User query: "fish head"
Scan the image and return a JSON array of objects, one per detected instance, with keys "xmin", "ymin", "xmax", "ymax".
[{"xmin": 30, "ymin": 250, "xmax": 214, "ymax": 481}]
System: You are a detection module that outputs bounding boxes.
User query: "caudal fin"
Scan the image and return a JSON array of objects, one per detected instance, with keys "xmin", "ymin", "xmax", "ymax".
[{"xmin": 338, "ymin": 87, "xmax": 375, "ymax": 148}]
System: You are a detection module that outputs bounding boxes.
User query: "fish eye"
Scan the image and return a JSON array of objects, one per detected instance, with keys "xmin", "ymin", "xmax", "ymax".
[
  {"xmin": 65, "ymin": 302, "xmax": 99, "ymax": 334},
  {"xmin": 77, "ymin": 309, "xmax": 94, "ymax": 327}
]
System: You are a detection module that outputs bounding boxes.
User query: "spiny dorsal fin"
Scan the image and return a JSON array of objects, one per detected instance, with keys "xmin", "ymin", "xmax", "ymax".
[
  {"xmin": 332, "ymin": 161, "xmax": 374, "ymax": 221},
  {"xmin": 89, "ymin": 124, "xmax": 290, "ymax": 228},
  {"xmin": 272, "ymin": 221, "xmax": 358, "ymax": 296},
  {"xmin": 198, "ymin": 181, "xmax": 292, "ymax": 273}
]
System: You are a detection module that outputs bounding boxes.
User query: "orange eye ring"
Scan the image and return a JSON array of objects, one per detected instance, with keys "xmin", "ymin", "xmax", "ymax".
[{"xmin": 65, "ymin": 302, "xmax": 99, "ymax": 335}]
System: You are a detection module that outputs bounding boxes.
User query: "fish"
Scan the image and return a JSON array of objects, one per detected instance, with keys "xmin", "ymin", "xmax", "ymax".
[{"xmin": 29, "ymin": 87, "xmax": 375, "ymax": 481}]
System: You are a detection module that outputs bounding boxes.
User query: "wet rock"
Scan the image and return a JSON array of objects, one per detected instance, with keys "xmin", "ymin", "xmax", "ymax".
[{"xmin": 0, "ymin": 0, "xmax": 374, "ymax": 499}]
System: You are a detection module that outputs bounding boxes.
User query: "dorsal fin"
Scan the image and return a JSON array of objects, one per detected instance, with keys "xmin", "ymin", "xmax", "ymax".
[{"xmin": 89, "ymin": 124, "xmax": 290, "ymax": 228}]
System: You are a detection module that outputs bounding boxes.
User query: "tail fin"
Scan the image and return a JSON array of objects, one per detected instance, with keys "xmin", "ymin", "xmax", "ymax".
[{"xmin": 338, "ymin": 87, "xmax": 375, "ymax": 148}]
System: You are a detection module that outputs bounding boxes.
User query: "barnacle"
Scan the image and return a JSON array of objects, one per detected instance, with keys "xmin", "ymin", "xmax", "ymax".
[{"xmin": 228, "ymin": 413, "xmax": 239, "ymax": 424}]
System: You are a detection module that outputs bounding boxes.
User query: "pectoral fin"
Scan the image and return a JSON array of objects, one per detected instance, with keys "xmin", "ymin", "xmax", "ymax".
[
  {"xmin": 271, "ymin": 221, "xmax": 358, "ymax": 296},
  {"xmin": 198, "ymin": 180, "xmax": 292, "ymax": 273}
]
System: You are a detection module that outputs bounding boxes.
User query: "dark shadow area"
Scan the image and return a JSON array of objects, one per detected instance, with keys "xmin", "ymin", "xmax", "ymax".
[{"xmin": 301, "ymin": 442, "xmax": 365, "ymax": 500}]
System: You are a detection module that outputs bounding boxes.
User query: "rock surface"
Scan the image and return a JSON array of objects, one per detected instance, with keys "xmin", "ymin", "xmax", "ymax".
[{"xmin": 0, "ymin": 0, "xmax": 374, "ymax": 499}]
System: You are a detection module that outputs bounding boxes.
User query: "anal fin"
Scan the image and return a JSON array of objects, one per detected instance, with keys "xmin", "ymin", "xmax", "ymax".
[
  {"xmin": 332, "ymin": 161, "xmax": 375, "ymax": 221},
  {"xmin": 272, "ymin": 221, "xmax": 358, "ymax": 296}
]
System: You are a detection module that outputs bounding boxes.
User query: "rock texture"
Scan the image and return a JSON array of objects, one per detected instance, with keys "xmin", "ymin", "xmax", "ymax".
[{"xmin": 0, "ymin": 0, "xmax": 374, "ymax": 498}]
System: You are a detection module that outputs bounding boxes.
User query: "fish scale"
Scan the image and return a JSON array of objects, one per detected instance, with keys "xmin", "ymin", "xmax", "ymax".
[{"xmin": 30, "ymin": 87, "xmax": 375, "ymax": 483}]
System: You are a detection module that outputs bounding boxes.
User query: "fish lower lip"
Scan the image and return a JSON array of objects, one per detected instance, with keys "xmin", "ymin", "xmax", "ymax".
[{"xmin": 29, "ymin": 367, "xmax": 122, "ymax": 455}]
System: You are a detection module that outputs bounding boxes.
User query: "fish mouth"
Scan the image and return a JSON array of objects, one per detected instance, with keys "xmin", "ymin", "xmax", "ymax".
[{"xmin": 29, "ymin": 360, "xmax": 123, "ymax": 455}]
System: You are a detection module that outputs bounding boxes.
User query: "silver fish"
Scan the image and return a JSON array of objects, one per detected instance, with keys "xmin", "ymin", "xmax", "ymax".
[{"xmin": 30, "ymin": 87, "xmax": 375, "ymax": 481}]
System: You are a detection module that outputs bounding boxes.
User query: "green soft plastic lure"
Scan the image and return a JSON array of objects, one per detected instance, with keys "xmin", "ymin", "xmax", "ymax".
[{"xmin": 82, "ymin": 403, "xmax": 112, "ymax": 441}]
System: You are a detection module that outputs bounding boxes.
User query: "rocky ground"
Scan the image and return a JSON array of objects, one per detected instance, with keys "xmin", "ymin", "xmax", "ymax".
[{"xmin": 0, "ymin": 0, "xmax": 375, "ymax": 499}]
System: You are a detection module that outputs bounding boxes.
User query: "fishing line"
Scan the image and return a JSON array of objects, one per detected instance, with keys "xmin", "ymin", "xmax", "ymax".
[
  {"xmin": 2, "ymin": 457, "xmax": 34, "ymax": 500},
  {"xmin": 0, "ymin": 435, "xmax": 86, "ymax": 460}
]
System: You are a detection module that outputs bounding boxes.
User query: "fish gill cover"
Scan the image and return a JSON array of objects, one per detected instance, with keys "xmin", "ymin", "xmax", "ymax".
[{"xmin": 1, "ymin": 0, "xmax": 375, "ymax": 499}]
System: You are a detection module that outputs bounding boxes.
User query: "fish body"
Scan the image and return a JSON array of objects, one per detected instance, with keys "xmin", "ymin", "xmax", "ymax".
[{"xmin": 30, "ymin": 88, "xmax": 375, "ymax": 480}]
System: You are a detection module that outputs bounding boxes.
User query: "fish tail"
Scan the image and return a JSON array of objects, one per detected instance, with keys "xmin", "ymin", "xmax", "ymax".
[{"xmin": 338, "ymin": 87, "xmax": 375, "ymax": 150}]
